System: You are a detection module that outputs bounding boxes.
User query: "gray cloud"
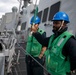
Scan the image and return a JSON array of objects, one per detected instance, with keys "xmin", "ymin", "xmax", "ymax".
[
  {"xmin": 0, "ymin": 0, "xmax": 19, "ymax": 18},
  {"xmin": 0, "ymin": 6, "xmax": 10, "ymax": 12},
  {"xmin": 0, "ymin": 0, "xmax": 18, "ymax": 3},
  {"xmin": 0, "ymin": 0, "xmax": 10, "ymax": 3}
]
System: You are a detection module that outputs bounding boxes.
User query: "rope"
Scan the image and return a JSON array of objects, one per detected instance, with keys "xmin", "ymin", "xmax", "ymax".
[{"xmin": 16, "ymin": 42, "xmax": 50, "ymax": 74}]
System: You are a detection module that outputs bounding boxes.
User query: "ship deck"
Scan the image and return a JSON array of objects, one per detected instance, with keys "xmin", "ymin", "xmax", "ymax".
[{"xmin": 8, "ymin": 42, "xmax": 76, "ymax": 75}]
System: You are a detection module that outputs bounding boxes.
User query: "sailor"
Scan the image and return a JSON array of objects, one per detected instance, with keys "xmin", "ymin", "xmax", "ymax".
[
  {"xmin": 25, "ymin": 16, "xmax": 46, "ymax": 75},
  {"xmin": 31, "ymin": 11, "xmax": 76, "ymax": 75}
]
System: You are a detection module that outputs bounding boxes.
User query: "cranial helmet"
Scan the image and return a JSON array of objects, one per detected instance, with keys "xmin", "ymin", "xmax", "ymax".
[
  {"xmin": 52, "ymin": 11, "xmax": 70, "ymax": 23},
  {"xmin": 30, "ymin": 16, "xmax": 40, "ymax": 24}
]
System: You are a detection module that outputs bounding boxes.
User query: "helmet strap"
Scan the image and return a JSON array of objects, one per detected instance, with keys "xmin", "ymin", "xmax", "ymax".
[{"xmin": 58, "ymin": 20, "xmax": 64, "ymax": 31}]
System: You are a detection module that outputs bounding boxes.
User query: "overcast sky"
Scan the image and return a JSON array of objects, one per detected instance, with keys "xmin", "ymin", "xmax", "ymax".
[
  {"xmin": 0, "ymin": 0, "xmax": 19, "ymax": 18},
  {"xmin": 0, "ymin": 0, "xmax": 40, "ymax": 18}
]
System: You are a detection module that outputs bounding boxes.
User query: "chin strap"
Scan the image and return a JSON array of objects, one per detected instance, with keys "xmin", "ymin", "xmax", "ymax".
[{"xmin": 58, "ymin": 20, "xmax": 64, "ymax": 31}]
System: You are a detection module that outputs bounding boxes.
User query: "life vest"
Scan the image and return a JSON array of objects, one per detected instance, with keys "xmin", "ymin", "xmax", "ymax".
[
  {"xmin": 26, "ymin": 29, "xmax": 44, "ymax": 57},
  {"xmin": 45, "ymin": 31, "xmax": 73, "ymax": 75}
]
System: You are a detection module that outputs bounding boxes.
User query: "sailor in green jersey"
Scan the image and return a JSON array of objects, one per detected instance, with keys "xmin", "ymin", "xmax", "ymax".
[
  {"xmin": 31, "ymin": 12, "xmax": 76, "ymax": 75},
  {"xmin": 25, "ymin": 16, "xmax": 46, "ymax": 75}
]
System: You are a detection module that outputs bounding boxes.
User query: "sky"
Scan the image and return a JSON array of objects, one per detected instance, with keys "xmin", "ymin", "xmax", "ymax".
[
  {"xmin": 0, "ymin": 0, "xmax": 40, "ymax": 18},
  {"xmin": 0, "ymin": 0, "xmax": 19, "ymax": 18}
]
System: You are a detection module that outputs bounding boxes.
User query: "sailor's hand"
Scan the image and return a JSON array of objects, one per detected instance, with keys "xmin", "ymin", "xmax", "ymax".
[
  {"xmin": 71, "ymin": 70, "xmax": 76, "ymax": 74},
  {"xmin": 31, "ymin": 25, "xmax": 37, "ymax": 33}
]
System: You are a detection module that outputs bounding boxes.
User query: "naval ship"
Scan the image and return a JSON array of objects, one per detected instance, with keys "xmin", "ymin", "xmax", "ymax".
[{"xmin": 0, "ymin": 0, "xmax": 76, "ymax": 75}]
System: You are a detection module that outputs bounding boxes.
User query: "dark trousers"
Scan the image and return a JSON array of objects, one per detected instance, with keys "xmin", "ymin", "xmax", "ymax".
[{"xmin": 25, "ymin": 55, "xmax": 44, "ymax": 75}]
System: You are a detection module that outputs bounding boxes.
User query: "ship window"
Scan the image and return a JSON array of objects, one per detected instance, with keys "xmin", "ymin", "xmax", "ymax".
[
  {"xmin": 42, "ymin": 7, "xmax": 49, "ymax": 22},
  {"xmin": 21, "ymin": 22, "xmax": 27, "ymax": 30},
  {"xmin": 48, "ymin": 1, "xmax": 61, "ymax": 21},
  {"xmin": 38, "ymin": 11, "xmax": 42, "ymax": 22}
]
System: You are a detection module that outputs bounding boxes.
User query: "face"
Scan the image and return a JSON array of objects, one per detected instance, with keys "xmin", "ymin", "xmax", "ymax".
[{"xmin": 52, "ymin": 21, "xmax": 62, "ymax": 33}]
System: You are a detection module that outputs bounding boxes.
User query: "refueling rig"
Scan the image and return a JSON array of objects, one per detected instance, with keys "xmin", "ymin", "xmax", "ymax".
[{"xmin": 0, "ymin": 7, "xmax": 17, "ymax": 75}]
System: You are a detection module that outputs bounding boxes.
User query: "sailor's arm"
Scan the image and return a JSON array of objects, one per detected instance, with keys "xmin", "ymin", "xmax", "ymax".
[
  {"xmin": 39, "ymin": 46, "xmax": 47, "ymax": 59},
  {"xmin": 31, "ymin": 25, "xmax": 49, "ymax": 46}
]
